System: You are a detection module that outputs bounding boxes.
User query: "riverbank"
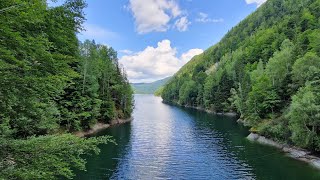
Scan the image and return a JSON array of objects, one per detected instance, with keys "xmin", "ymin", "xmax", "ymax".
[
  {"xmin": 163, "ymin": 101, "xmax": 238, "ymax": 117},
  {"xmin": 247, "ymin": 133, "xmax": 320, "ymax": 170},
  {"xmin": 165, "ymin": 99, "xmax": 320, "ymax": 170},
  {"xmin": 170, "ymin": 100, "xmax": 320, "ymax": 170},
  {"xmin": 74, "ymin": 118, "xmax": 133, "ymax": 137}
]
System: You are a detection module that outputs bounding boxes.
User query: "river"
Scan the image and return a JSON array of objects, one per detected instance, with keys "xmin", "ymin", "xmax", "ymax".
[{"xmin": 74, "ymin": 94, "xmax": 320, "ymax": 179}]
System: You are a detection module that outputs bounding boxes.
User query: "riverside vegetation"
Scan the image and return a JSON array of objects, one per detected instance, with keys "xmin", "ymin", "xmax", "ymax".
[
  {"xmin": 0, "ymin": 0, "xmax": 133, "ymax": 179},
  {"xmin": 162, "ymin": 0, "xmax": 320, "ymax": 152}
]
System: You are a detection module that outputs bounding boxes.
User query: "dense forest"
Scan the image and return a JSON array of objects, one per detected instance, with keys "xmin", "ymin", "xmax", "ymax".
[
  {"xmin": 0, "ymin": 0, "xmax": 133, "ymax": 179},
  {"xmin": 162, "ymin": 0, "xmax": 320, "ymax": 151}
]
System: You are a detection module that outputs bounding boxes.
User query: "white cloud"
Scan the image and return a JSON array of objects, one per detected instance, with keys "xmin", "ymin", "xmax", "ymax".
[
  {"xmin": 195, "ymin": 12, "xmax": 224, "ymax": 23},
  {"xmin": 174, "ymin": 16, "xmax": 191, "ymax": 32},
  {"xmin": 181, "ymin": 48, "xmax": 203, "ymax": 64},
  {"xmin": 80, "ymin": 23, "xmax": 118, "ymax": 42},
  {"xmin": 120, "ymin": 40, "xmax": 203, "ymax": 83},
  {"xmin": 245, "ymin": 0, "xmax": 267, "ymax": 7},
  {"xmin": 128, "ymin": 0, "xmax": 190, "ymax": 34}
]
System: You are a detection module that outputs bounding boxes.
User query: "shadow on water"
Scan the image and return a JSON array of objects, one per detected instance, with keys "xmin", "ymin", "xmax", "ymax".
[
  {"xmin": 179, "ymin": 106, "xmax": 320, "ymax": 180},
  {"xmin": 73, "ymin": 95, "xmax": 320, "ymax": 180},
  {"xmin": 74, "ymin": 123, "xmax": 132, "ymax": 179}
]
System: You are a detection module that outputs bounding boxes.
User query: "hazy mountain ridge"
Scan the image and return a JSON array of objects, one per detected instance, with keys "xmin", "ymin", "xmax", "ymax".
[{"xmin": 131, "ymin": 77, "xmax": 171, "ymax": 94}]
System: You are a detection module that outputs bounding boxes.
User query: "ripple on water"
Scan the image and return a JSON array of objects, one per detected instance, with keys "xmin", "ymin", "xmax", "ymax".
[{"xmin": 74, "ymin": 95, "xmax": 320, "ymax": 180}]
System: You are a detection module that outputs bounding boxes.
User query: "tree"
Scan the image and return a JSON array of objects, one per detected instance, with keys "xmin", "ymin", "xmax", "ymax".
[
  {"xmin": 292, "ymin": 52, "xmax": 320, "ymax": 87},
  {"xmin": 179, "ymin": 80, "xmax": 197, "ymax": 106},
  {"xmin": 265, "ymin": 39, "xmax": 294, "ymax": 87},
  {"xmin": 0, "ymin": 0, "xmax": 133, "ymax": 178},
  {"xmin": 161, "ymin": 0, "xmax": 320, "ymax": 149},
  {"xmin": 0, "ymin": 135, "xmax": 111, "ymax": 180},
  {"xmin": 246, "ymin": 74, "xmax": 280, "ymax": 124},
  {"xmin": 287, "ymin": 81, "xmax": 320, "ymax": 150}
]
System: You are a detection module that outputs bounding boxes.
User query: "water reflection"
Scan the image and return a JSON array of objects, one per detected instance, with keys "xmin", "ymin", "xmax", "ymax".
[
  {"xmin": 74, "ymin": 123, "xmax": 132, "ymax": 179},
  {"xmin": 74, "ymin": 95, "xmax": 320, "ymax": 180},
  {"xmin": 110, "ymin": 96, "xmax": 174, "ymax": 179}
]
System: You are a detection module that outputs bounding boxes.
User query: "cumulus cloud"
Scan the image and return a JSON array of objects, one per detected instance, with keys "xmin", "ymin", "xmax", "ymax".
[
  {"xmin": 128, "ymin": 0, "xmax": 190, "ymax": 33},
  {"xmin": 195, "ymin": 12, "xmax": 224, "ymax": 23},
  {"xmin": 245, "ymin": 0, "xmax": 267, "ymax": 7},
  {"xmin": 174, "ymin": 16, "xmax": 191, "ymax": 32},
  {"xmin": 181, "ymin": 48, "xmax": 204, "ymax": 64},
  {"xmin": 80, "ymin": 23, "xmax": 118, "ymax": 42},
  {"xmin": 120, "ymin": 40, "xmax": 203, "ymax": 83}
]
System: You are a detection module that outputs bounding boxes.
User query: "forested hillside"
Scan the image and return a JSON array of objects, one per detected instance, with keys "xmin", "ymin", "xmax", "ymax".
[
  {"xmin": 0, "ymin": 0, "xmax": 133, "ymax": 179},
  {"xmin": 162, "ymin": 0, "xmax": 320, "ymax": 151},
  {"xmin": 131, "ymin": 77, "xmax": 171, "ymax": 94}
]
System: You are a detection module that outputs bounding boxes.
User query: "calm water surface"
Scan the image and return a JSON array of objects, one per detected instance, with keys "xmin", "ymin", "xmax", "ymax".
[{"xmin": 75, "ymin": 95, "xmax": 320, "ymax": 179}]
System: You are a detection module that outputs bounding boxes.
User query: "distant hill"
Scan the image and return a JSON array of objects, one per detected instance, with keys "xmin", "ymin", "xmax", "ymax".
[{"xmin": 131, "ymin": 77, "xmax": 171, "ymax": 94}]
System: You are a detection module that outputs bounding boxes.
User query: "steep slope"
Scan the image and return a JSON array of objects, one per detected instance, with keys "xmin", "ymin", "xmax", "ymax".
[
  {"xmin": 131, "ymin": 77, "xmax": 171, "ymax": 94},
  {"xmin": 162, "ymin": 0, "xmax": 320, "ymax": 151}
]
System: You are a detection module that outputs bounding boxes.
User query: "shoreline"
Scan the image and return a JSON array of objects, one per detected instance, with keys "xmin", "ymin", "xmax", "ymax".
[
  {"xmin": 163, "ymin": 101, "xmax": 238, "ymax": 117},
  {"xmin": 74, "ymin": 118, "xmax": 133, "ymax": 137},
  {"xmin": 247, "ymin": 133, "xmax": 320, "ymax": 170},
  {"xmin": 164, "ymin": 101, "xmax": 320, "ymax": 170},
  {"xmin": 163, "ymin": 100, "xmax": 320, "ymax": 170}
]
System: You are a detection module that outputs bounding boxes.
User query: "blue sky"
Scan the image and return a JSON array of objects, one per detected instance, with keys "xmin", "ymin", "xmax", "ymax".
[{"xmin": 50, "ymin": 0, "xmax": 266, "ymax": 83}]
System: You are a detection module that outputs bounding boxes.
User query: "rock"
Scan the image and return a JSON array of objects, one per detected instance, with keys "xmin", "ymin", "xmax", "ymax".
[
  {"xmin": 287, "ymin": 148, "xmax": 309, "ymax": 158},
  {"xmin": 109, "ymin": 119, "xmax": 118, "ymax": 125},
  {"xmin": 247, "ymin": 133, "xmax": 259, "ymax": 141},
  {"xmin": 256, "ymin": 136, "xmax": 284, "ymax": 149},
  {"xmin": 237, "ymin": 118, "xmax": 244, "ymax": 124},
  {"xmin": 74, "ymin": 123, "xmax": 110, "ymax": 137},
  {"xmin": 311, "ymin": 160, "xmax": 320, "ymax": 169},
  {"xmin": 282, "ymin": 146, "xmax": 291, "ymax": 153},
  {"xmin": 237, "ymin": 119, "xmax": 252, "ymax": 126},
  {"xmin": 247, "ymin": 133, "xmax": 320, "ymax": 170},
  {"xmin": 74, "ymin": 118, "xmax": 133, "ymax": 137},
  {"xmin": 247, "ymin": 133, "xmax": 283, "ymax": 149},
  {"xmin": 205, "ymin": 109, "xmax": 214, "ymax": 114},
  {"xmin": 224, "ymin": 112, "xmax": 238, "ymax": 117}
]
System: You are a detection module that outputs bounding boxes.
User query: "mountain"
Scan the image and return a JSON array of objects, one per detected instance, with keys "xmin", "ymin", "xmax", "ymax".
[
  {"xmin": 162, "ymin": 0, "xmax": 320, "ymax": 151},
  {"xmin": 131, "ymin": 77, "xmax": 171, "ymax": 94}
]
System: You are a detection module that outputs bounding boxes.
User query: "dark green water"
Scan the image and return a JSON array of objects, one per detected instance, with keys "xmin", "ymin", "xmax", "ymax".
[{"xmin": 75, "ymin": 94, "xmax": 320, "ymax": 179}]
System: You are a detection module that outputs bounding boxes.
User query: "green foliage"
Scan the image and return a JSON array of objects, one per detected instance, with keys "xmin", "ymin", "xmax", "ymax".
[
  {"xmin": 58, "ymin": 40, "xmax": 133, "ymax": 130},
  {"xmin": 0, "ymin": 0, "xmax": 133, "ymax": 179},
  {"xmin": 204, "ymin": 69, "xmax": 234, "ymax": 112},
  {"xmin": 287, "ymin": 81, "xmax": 320, "ymax": 150},
  {"xmin": 179, "ymin": 80, "xmax": 198, "ymax": 106},
  {"xmin": 292, "ymin": 52, "xmax": 320, "ymax": 87},
  {"xmin": 162, "ymin": 0, "xmax": 320, "ymax": 150},
  {"xmin": 0, "ymin": 0, "xmax": 67, "ymax": 138},
  {"xmin": 257, "ymin": 117, "xmax": 291, "ymax": 142},
  {"xmin": 0, "ymin": 134, "xmax": 111, "ymax": 180},
  {"xmin": 265, "ymin": 39, "xmax": 295, "ymax": 87},
  {"xmin": 154, "ymin": 87, "xmax": 164, "ymax": 96},
  {"xmin": 246, "ymin": 74, "xmax": 280, "ymax": 123}
]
